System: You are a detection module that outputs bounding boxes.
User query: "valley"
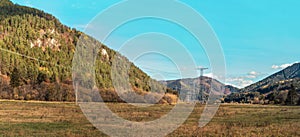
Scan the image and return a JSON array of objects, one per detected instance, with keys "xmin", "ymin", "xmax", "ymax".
[
  {"xmin": 0, "ymin": 0, "xmax": 299, "ymax": 136},
  {"xmin": 0, "ymin": 100, "xmax": 299, "ymax": 136}
]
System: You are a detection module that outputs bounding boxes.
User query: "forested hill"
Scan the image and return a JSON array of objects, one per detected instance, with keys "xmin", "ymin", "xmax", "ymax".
[
  {"xmin": 241, "ymin": 62, "xmax": 300, "ymax": 93},
  {"xmin": 224, "ymin": 63, "xmax": 300, "ymax": 105},
  {"xmin": 0, "ymin": 0, "xmax": 176, "ymax": 103}
]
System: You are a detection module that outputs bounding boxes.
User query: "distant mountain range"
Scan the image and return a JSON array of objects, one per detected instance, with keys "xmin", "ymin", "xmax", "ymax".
[{"xmin": 164, "ymin": 62, "xmax": 300, "ymax": 104}]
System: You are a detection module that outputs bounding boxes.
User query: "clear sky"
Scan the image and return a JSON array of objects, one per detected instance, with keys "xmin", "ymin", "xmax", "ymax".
[{"xmin": 11, "ymin": 0, "xmax": 300, "ymax": 88}]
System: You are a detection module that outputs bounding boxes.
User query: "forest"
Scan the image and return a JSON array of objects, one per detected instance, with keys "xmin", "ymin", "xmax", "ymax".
[{"xmin": 0, "ymin": 0, "xmax": 177, "ymax": 104}]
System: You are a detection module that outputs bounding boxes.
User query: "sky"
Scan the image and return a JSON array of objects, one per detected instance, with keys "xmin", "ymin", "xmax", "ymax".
[{"xmin": 11, "ymin": 0, "xmax": 300, "ymax": 88}]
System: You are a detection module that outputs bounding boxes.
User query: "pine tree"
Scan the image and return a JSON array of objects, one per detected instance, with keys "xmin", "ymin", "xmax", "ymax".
[
  {"xmin": 285, "ymin": 85, "xmax": 298, "ymax": 105},
  {"xmin": 10, "ymin": 67, "xmax": 21, "ymax": 87},
  {"xmin": 37, "ymin": 72, "xmax": 47, "ymax": 85}
]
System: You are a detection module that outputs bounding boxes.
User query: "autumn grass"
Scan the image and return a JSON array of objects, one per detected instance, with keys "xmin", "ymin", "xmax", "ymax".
[
  {"xmin": 170, "ymin": 104, "xmax": 300, "ymax": 136},
  {"xmin": 0, "ymin": 100, "xmax": 299, "ymax": 136}
]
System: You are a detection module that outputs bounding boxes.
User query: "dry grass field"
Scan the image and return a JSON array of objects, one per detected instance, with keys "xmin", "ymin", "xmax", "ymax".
[{"xmin": 0, "ymin": 100, "xmax": 299, "ymax": 137}]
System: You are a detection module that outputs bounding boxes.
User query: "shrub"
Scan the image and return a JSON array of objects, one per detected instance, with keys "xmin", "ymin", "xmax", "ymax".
[{"xmin": 163, "ymin": 93, "xmax": 178, "ymax": 105}]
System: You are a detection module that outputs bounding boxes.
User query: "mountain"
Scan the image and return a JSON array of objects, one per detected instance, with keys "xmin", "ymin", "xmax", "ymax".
[
  {"xmin": 224, "ymin": 63, "xmax": 300, "ymax": 105},
  {"xmin": 225, "ymin": 85, "xmax": 240, "ymax": 93},
  {"xmin": 164, "ymin": 62, "xmax": 300, "ymax": 105},
  {"xmin": 164, "ymin": 76, "xmax": 239, "ymax": 101},
  {"xmin": 241, "ymin": 62, "xmax": 300, "ymax": 93},
  {"xmin": 0, "ymin": 0, "xmax": 176, "ymax": 104}
]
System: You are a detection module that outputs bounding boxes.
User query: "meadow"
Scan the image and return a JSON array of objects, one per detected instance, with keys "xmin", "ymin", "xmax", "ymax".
[{"xmin": 0, "ymin": 100, "xmax": 299, "ymax": 137}]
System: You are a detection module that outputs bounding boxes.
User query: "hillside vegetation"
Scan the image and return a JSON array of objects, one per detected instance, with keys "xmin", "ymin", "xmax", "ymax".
[{"xmin": 0, "ymin": 0, "xmax": 176, "ymax": 103}]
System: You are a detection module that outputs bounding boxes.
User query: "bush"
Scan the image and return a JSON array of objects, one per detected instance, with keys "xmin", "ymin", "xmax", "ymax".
[{"xmin": 162, "ymin": 93, "xmax": 178, "ymax": 105}]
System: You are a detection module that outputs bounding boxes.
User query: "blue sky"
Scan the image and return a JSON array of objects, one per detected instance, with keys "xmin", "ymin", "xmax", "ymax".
[{"xmin": 11, "ymin": 0, "xmax": 300, "ymax": 88}]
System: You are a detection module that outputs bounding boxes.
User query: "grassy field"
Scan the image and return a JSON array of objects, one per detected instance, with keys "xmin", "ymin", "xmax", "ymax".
[{"xmin": 0, "ymin": 100, "xmax": 299, "ymax": 137}]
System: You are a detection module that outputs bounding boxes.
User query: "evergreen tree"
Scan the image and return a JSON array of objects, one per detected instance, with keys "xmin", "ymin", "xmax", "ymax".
[
  {"xmin": 285, "ymin": 85, "xmax": 298, "ymax": 105},
  {"xmin": 37, "ymin": 72, "xmax": 47, "ymax": 85},
  {"xmin": 10, "ymin": 67, "xmax": 21, "ymax": 87}
]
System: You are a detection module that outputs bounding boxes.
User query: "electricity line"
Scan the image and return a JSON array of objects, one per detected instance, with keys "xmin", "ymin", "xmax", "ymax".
[
  {"xmin": 140, "ymin": 66, "xmax": 182, "ymax": 77},
  {"xmin": 0, "ymin": 47, "xmax": 70, "ymax": 69}
]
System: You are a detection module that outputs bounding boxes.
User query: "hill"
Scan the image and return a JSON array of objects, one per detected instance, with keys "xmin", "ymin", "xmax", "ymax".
[
  {"xmin": 241, "ymin": 62, "xmax": 300, "ymax": 93},
  {"xmin": 0, "ymin": 0, "xmax": 176, "ymax": 104},
  {"xmin": 164, "ymin": 76, "xmax": 239, "ymax": 102},
  {"xmin": 225, "ymin": 63, "xmax": 300, "ymax": 105}
]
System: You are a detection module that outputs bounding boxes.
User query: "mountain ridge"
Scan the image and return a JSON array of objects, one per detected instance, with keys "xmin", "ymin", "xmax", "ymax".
[
  {"xmin": 241, "ymin": 62, "xmax": 300, "ymax": 93},
  {"xmin": 224, "ymin": 62, "xmax": 300, "ymax": 105}
]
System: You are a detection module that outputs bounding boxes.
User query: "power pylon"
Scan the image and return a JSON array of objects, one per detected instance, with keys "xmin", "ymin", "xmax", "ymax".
[{"xmin": 196, "ymin": 67, "xmax": 208, "ymax": 102}]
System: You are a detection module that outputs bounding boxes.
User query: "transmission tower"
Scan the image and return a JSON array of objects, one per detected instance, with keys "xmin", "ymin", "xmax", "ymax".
[{"xmin": 196, "ymin": 67, "xmax": 208, "ymax": 102}]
